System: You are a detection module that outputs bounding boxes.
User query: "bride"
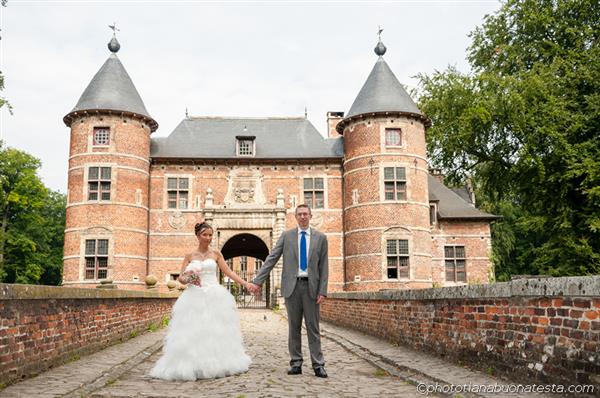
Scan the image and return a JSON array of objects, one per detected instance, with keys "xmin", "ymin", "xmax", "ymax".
[{"xmin": 149, "ymin": 222, "xmax": 252, "ymax": 380}]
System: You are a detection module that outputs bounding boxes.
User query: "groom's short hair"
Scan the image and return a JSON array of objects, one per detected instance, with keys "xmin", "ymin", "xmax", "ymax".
[{"xmin": 295, "ymin": 204, "xmax": 311, "ymax": 214}]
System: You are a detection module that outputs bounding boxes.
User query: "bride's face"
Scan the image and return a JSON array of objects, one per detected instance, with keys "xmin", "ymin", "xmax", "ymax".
[{"xmin": 196, "ymin": 228, "xmax": 213, "ymax": 246}]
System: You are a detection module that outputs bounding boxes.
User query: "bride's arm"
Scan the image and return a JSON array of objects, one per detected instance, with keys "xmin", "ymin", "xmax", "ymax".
[
  {"xmin": 215, "ymin": 251, "xmax": 249, "ymax": 289},
  {"xmin": 177, "ymin": 254, "xmax": 192, "ymax": 284}
]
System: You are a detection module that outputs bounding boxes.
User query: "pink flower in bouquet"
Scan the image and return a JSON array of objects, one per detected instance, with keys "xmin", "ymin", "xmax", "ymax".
[{"xmin": 182, "ymin": 270, "xmax": 202, "ymax": 287}]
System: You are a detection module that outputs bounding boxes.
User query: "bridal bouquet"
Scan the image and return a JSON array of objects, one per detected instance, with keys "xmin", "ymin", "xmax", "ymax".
[{"xmin": 181, "ymin": 270, "xmax": 202, "ymax": 287}]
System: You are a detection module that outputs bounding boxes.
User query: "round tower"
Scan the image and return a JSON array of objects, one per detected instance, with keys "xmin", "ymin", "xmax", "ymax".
[
  {"xmin": 62, "ymin": 33, "xmax": 158, "ymax": 289},
  {"xmin": 338, "ymin": 37, "xmax": 432, "ymax": 291}
]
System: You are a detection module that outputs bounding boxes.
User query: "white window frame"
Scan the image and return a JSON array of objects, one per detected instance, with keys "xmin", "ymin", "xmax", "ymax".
[
  {"xmin": 445, "ymin": 245, "xmax": 467, "ymax": 283},
  {"xmin": 164, "ymin": 174, "xmax": 193, "ymax": 210},
  {"xmin": 302, "ymin": 176, "xmax": 327, "ymax": 209},
  {"xmin": 381, "ymin": 228, "xmax": 412, "ymax": 281},
  {"xmin": 384, "ymin": 128, "xmax": 402, "ymax": 147},
  {"xmin": 236, "ymin": 136, "xmax": 256, "ymax": 157},
  {"xmin": 380, "ymin": 165, "xmax": 407, "ymax": 202},
  {"xmin": 85, "ymin": 165, "xmax": 114, "ymax": 202},
  {"xmin": 92, "ymin": 127, "xmax": 111, "ymax": 146}
]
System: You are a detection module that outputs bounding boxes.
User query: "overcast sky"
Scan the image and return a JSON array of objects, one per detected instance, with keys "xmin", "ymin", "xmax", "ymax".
[{"xmin": 0, "ymin": 0, "xmax": 500, "ymax": 193}]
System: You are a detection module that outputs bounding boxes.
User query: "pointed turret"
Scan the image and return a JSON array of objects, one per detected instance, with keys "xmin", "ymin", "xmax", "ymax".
[
  {"xmin": 337, "ymin": 37, "xmax": 428, "ymax": 133},
  {"xmin": 63, "ymin": 33, "xmax": 158, "ymax": 131},
  {"xmin": 339, "ymin": 33, "xmax": 432, "ymax": 291},
  {"xmin": 62, "ymin": 31, "xmax": 154, "ymax": 290}
]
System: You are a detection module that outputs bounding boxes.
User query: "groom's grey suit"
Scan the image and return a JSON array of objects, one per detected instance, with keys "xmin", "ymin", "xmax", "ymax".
[{"xmin": 252, "ymin": 227, "xmax": 328, "ymax": 369}]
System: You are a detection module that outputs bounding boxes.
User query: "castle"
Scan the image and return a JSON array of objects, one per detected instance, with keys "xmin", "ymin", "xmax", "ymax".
[{"xmin": 62, "ymin": 33, "xmax": 497, "ymax": 294}]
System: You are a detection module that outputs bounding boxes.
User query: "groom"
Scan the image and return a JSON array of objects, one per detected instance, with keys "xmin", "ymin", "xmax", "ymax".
[{"xmin": 249, "ymin": 204, "xmax": 329, "ymax": 378}]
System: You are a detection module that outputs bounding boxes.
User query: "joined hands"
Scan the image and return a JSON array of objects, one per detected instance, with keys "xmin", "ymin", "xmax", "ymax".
[{"xmin": 246, "ymin": 283, "xmax": 261, "ymax": 294}]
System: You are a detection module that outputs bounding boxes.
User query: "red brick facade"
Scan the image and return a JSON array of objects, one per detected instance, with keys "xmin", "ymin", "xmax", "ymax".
[
  {"xmin": 62, "ymin": 112, "xmax": 493, "ymax": 293},
  {"xmin": 61, "ymin": 46, "xmax": 494, "ymax": 294}
]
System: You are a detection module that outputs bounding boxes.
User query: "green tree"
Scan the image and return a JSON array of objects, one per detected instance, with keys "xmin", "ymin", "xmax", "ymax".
[
  {"xmin": 417, "ymin": 0, "xmax": 600, "ymax": 278},
  {"xmin": 0, "ymin": 142, "xmax": 66, "ymax": 284}
]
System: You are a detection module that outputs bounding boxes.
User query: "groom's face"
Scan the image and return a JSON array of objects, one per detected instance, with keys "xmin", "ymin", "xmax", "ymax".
[{"xmin": 295, "ymin": 207, "xmax": 312, "ymax": 229}]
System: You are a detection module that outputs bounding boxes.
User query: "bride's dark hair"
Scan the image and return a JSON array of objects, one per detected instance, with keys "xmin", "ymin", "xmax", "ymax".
[{"xmin": 194, "ymin": 222, "xmax": 212, "ymax": 235}]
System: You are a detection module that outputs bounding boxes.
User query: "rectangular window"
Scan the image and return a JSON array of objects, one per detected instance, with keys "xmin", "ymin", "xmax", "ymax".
[
  {"xmin": 386, "ymin": 239, "xmax": 409, "ymax": 279},
  {"xmin": 384, "ymin": 167, "xmax": 406, "ymax": 201},
  {"xmin": 84, "ymin": 239, "xmax": 109, "ymax": 280},
  {"xmin": 385, "ymin": 128, "xmax": 401, "ymax": 146},
  {"xmin": 256, "ymin": 259, "xmax": 263, "ymax": 269},
  {"xmin": 240, "ymin": 256, "xmax": 247, "ymax": 272},
  {"xmin": 445, "ymin": 245, "xmax": 466, "ymax": 282},
  {"xmin": 237, "ymin": 139, "xmax": 254, "ymax": 156},
  {"xmin": 88, "ymin": 166, "xmax": 111, "ymax": 201},
  {"xmin": 303, "ymin": 177, "xmax": 325, "ymax": 209},
  {"xmin": 167, "ymin": 177, "xmax": 189, "ymax": 209}
]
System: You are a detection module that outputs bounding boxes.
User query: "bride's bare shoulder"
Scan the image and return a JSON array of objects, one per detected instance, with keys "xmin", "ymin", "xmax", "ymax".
[{"xmin": 209, "ymin": 249, "xmax": 224, "ymax": 260}]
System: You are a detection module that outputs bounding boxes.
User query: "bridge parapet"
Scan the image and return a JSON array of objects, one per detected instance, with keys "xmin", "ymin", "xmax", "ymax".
[
  {"xmin": 0, "ymin": 284, "xmax": 177, "ymax": 386},
  {"xmin": 322, "ymin": 276, "xmax": 600, "ymax": 391}
]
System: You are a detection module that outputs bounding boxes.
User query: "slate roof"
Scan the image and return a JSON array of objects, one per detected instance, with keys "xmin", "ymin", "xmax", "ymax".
[
  {"xmin": 428, "ymin": 175, "xmax": 498, "ymax": 220},
  {"xmin": 346, "ymin": 57, "xmax": 423, "ymax": 119},
  {"xmin": 150, "ymin": 117, "xmax": 343, "ymax": 159},
  {"xmin": 64, "ymin": 53, "xmax": 157, "ymax": 131}
]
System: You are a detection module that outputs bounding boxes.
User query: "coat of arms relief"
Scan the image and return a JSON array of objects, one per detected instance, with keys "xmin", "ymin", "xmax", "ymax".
[{"xmin": 224, "ymin": 168, "xmax": 266, "ymax": 207}]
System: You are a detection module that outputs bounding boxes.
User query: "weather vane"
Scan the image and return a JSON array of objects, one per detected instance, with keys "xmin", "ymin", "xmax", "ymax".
[
  {"xmin": 109, "ymin": 23, "xmax": 120, "ymax": 34},
  {"xmin": 378, "ymin": 26, "xmax": 383, "ymax": 41}
]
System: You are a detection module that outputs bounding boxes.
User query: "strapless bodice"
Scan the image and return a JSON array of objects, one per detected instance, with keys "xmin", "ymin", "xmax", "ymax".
[{"xmin": 185, "ymin": 259, "xmax": 219, "ymax": 286}]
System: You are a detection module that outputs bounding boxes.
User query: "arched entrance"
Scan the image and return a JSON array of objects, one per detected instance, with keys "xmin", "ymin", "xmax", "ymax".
[{"xmin": 220, "ymin": 233, "xmax": 271, "ymax": 309}]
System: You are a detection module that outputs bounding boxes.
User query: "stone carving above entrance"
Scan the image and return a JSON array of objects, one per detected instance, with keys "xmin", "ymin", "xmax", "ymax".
[
  {"xmin": 224, "ymin": 167, "xmax": 266, "ymax": 207},
  {"xmin": 234, "ymin": 183, "xmax": 255, "ymax": 203}
]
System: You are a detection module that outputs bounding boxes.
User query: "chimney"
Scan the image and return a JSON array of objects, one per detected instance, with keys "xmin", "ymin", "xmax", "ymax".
[
  {"xmin": 465, "ymin": 177, "xmax": 476, "ymax": 205},
  {"xmin": 327, "ymin": 111, "xmax": 344, "ymax": 138},
  {"xmin": 429, "ymin": 168, "xmax": 444, "ymax": 184}
]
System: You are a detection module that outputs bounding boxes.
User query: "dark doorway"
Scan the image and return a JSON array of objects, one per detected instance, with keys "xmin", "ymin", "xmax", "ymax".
[{"xmin": 221, "ymin": 233, "xmax": 271, "ymax": 309}]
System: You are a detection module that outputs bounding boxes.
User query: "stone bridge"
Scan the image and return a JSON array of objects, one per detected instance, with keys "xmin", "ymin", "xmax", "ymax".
[{"xmin": 0, "ymin": 276, "xmax": 598, "ymax": 397}]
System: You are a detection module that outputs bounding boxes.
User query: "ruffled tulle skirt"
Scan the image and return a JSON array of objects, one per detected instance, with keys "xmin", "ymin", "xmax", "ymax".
[{"xmin": 149, "ymin": 284, "xmax": 251, "ymax": 380}]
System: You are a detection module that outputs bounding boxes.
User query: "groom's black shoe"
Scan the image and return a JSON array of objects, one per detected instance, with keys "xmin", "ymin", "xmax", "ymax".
[
  {"xmin": 287, "ymin": 366, "xmax": 302, "ymax": 375},
  {"xmin": 314, "ymin": 366, "xmax": 328, "ymax": 378}
]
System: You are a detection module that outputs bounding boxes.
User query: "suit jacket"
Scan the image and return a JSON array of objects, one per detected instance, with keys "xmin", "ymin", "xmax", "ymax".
[{"xmin": 253, "ymin": 227, "xmax": 328, "ymax": 299}]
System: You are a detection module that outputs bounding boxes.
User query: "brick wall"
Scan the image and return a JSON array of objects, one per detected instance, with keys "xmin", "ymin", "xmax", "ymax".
[
  {"xmin": 0, "ymin": 284, "xmax": 177, "ymax": 386},
  {"xmin": 322, "ymin": 276, "xmax": 600, "ymax": 389}
]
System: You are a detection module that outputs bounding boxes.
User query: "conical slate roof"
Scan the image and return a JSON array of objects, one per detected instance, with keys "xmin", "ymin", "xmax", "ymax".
[
  {"xmin": 337, "ymin": 41, "xmax": 429, "ymax": 133},
  {"xmin": 64, "ymin": 43, "xmax": 157, "ymax": 131},
  {"xmin": 346, "ymin": 56, "xmax": 423, "ymax": 118}
]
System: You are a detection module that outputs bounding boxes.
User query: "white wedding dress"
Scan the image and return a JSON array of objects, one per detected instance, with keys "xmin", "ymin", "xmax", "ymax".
[{"xmin": 149, "ymin": 259, "xmax": 251, "ymax": 380}]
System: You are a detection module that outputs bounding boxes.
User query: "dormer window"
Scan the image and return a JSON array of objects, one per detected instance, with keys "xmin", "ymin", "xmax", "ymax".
[
  {"xmin": 236, "ymin": 136, "xmax": 255, "ymax": 157},
  {"xmin": 93, "ymin": 127, "xmax": 110, "ymax": 146}
]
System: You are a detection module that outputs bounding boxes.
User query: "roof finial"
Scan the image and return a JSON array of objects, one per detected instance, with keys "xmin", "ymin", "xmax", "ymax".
[
  {"xmin": 304, "ymin": 106, "xmax": 308, "ymax": 119},
  {"xmin": 108, "ymin": 23, "xmax": 121, "ymax": 53},
  {"xmin": 374, "ymin": 26, "xmax": 386, "ymax": 56}
]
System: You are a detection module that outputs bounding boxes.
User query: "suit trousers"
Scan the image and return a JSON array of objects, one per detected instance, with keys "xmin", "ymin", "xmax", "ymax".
[{"xmin": 285, "ymin": 279, "xmax": 325, "ymax": 369}]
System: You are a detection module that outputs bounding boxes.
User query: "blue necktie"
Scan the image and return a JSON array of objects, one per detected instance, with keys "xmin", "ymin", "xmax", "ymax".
[{"xmin": 300, "ymin": 231, "xmax": 307, "ymax": 272}]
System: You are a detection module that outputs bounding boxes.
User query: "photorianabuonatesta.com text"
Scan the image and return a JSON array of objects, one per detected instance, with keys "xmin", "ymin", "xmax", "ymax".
[{"xmin": 416, "ymin": 382, "xmax": 596, "ymax": 395}]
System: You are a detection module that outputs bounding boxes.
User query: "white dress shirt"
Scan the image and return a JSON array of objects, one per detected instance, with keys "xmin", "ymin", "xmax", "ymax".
[{"xmin": 297, "ymin": 227, "xmax": 310, "ymax": 277}]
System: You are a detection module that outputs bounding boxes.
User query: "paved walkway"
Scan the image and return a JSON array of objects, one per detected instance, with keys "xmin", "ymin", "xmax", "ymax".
[{"xmin": 1, "ymin": 309, "xmax": 552, "ymax": 398}]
